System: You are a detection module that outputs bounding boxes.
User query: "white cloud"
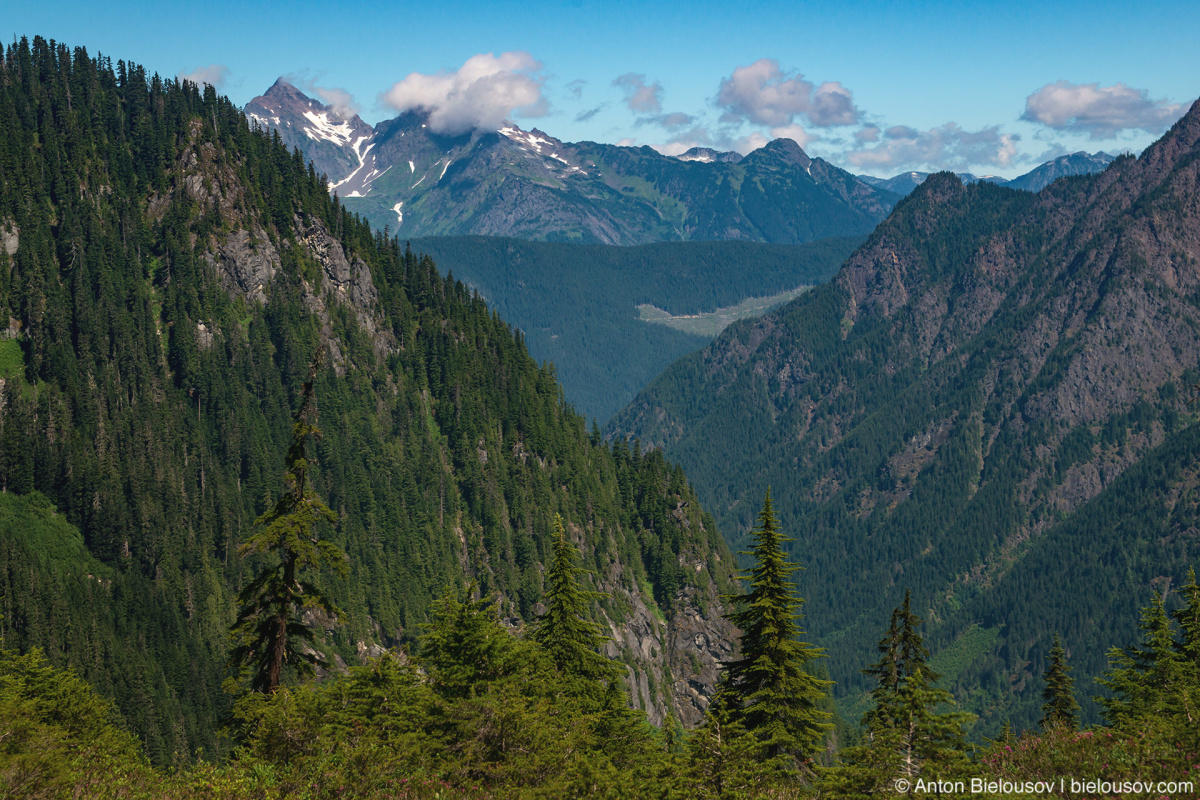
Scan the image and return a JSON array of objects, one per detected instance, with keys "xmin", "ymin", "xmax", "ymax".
[
  {"xmin": 1022, "ymin": 81, "xmax": 1184, "ymax": 139},
  {"xmin": 768, "ymin": 123, "xmax": 815, "ymax": 149},
  {"xmin": 651, "ymin": 141, "xmax": 702, "ymax": 157},
  {"xmin": 313, "ymin": 86, "xmax": 359, "ymax": 118},
  {"xmin": 648, "ymin": 124, "xmax": 715, "ymax": 156},
  {"xmin": 177, "ymin": 64, "xmax": 229, "ymax": 89},
  {"xmin": 855, "ymin": 125, "xmax": 881, "ymax": 143},
  {"xmin": 380, "ymin": 52, "xmax": 547, "ymax": 136},
  {"xmin": 734, "ymin": 131, "xmax": 771, "ymax": 154},
  {"xmin": 613, "ymin": 73, "xmax": 663, "ymax": 114},
  {"xmin": 846, "ymin": 122, "xmax": 1020, "ymax": 173},
  {"xmin": 716, "ymin": 59, "xmax": 860, "ymax": 128},
  {"xmin": 281, "ymin": 73, "xmax": 362, "ymax": 118}
]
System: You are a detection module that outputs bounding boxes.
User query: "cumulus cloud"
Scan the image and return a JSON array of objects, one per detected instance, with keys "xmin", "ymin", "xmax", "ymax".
[
  {"xmin": 855, "ymin": 125, "xmax": 881, "ymax": 143},
  {"xmin": 314, "ymin": 86, "xmax": 360, "ymax": 118},
  {"xmin": 716, "ymin": 59, "xmax": 860, "ymax": 128},
  {"xmin": 652, "ymin": 140, "xmax": 704, "ymax": 157},
  {"xmin": 768, "ymin": 123, "xmax": 815, "ymax": 149},
  {"xmin": 1021, "ymin": 80, "xmax": 1184, "ymax": 139},
  {"xmin": 885, "ymin": 125, "xmax": 919, "ymax": 140},
  {"xmin": 734, "ymin": 131, "xmax": 771, "ymax": 154},
  {"xmin": 845, "ymin": 122, "xmax": 1020, "ymax": 173},
  {"xmin": 177, "ymin": 64, "xmax": 229, "ymax": 89},
  {"xmin": 380, "ymin": 52, "xmax": 547, "ymax": 136},
  {"xmin": 613, "ymin": 73, "xmax": 663, "ymax": 114},
  {"xmin": 648, "ymin": 124, "xmax": 716, "ymax": 156}
]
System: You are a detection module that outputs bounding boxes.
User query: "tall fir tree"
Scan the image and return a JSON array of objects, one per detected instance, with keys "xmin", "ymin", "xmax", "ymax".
[
  {"xmin": 531, "ymin": 514, "xmax": 619, "ymax": 691},
  {"xmin": 229, "ymin": 360, "xmax": 347, "ymax": 694},
  {"xmin": 1097, "ymin": 592, "xmax": 1185, "ymax": 728},
  {"xmin": 719, "ymin": 488, "xmax": 831, "ymax": 765},
  {"xmin": 1039, "ymin": 634, "xmax": 1079, "ymax": 730},
  {"xmin": 821, "ymin": 591, "xmax": 970, "ymax": 797}
]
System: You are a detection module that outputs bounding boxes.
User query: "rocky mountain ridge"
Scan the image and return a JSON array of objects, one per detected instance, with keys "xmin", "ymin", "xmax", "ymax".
[{"xmin": 609, "ymin": 97, "xmax": 1200, "ymax": 732}]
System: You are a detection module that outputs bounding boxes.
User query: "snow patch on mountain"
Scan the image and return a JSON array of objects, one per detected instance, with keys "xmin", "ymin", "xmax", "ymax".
[
  {"xmin": 301, "ymin": 110, "xmax": 356, "ymax": 147},
  {"xmin": 330, "ymin": 137, "xmax": 377, "ymax": 195},
  {"xmin": 248, "ymin": 112, "xmax": 284, "ymax": 129}
]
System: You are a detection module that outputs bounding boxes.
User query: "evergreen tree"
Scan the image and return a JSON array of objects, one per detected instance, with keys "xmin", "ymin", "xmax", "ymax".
[
  {"xmin": 419, "ymin": 583, "xmax": 520, "ymax": 699},
  {"xmin": 1039, "ymin": 634, "xmax": 1079, "ymax": 730},
  {"xmin": 822, "ymin": 592, "xmax": 970, "ymax": 797},
  {"xmin": 229, "ymin": 361, "xmax": 347, "ymax": 694},
  {"xmin": 685, "ymin": 702, "xmax": 782, "ymax": 799},
  {"xmin": 531, "ymin": 514, "xmax": 618, "ymax": 688},
  {"xmin": 1173, "ymin": 568, "xmax": 1200, "ymax": 729},
  {"xmin": 719, "ymin": 489, "xmax": 831, "ymax": 765},
  {"xmin": 1097, "ymin": 592, "xmax": 1184, "ymax": 728}
]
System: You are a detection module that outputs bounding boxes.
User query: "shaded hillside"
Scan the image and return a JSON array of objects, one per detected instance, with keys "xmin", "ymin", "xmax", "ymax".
[
  {"xmin": 412, "ymin": 235, "xmax": 862, "ymax": 421},
  {"xmin": 0, "ymin": 37, "xmax": 737, "ymax": 762},
  {"xmin": 610, "ymin": 98, "xmax": 1200, "ymax": 734}
]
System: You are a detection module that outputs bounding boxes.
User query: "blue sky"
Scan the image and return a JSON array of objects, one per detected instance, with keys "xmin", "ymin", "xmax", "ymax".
[{"xmin": 8, "ymin": 0, "xmax": 1199, "ymax": 177}]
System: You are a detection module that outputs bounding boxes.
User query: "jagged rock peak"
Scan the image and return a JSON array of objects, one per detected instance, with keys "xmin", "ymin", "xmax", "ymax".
[
  {"xmin": 254, "ymin": 78, "xmax": 323, "ymax": 111},
  {"xmin": 673, "ymin": 146, "xmax": 742, "ymax": 164}
]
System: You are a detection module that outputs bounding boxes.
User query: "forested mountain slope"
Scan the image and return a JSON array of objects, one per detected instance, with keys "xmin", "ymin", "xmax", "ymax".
[
  {"xmin": 0, "ymin": 36, "xmax": 737, "ymax": 763},
  {"xmin": 411, "ymin": 235, "xmax": 862, "ymax": 422},
  {"xmin": 610, "ymin": 98, "xmax": 1200, "ymax": 733}
]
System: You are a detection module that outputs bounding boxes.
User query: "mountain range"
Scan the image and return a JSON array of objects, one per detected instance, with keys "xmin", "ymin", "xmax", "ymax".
[
  {"xmin": 247, "ymin": 79, "xmax": 1117, "ymax": 246},
  {"xmin": 609, "ymin": 99, "xmax": 1200, "ymax": 733},
  {"xmin": 858, "ymin": 151, "xmax": 1116, "ymax": 196},
  {"xmin": 245, "ymin": 79, "xmax": 898, "ymax": 245}
]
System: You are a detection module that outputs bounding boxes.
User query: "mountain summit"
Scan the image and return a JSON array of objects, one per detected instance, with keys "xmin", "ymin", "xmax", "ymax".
[
  {"xmin": 245, "ymin": 78, "xmax": 374, "ymax": 188},
  {"xmin": 244, "ymin": 80, "xmax": 898, "ymax": 245}
]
